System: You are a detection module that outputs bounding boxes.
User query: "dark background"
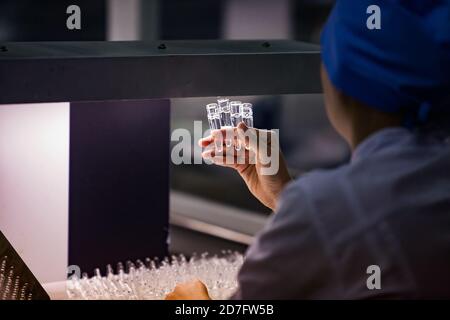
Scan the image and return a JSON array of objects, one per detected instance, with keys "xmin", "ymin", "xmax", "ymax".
[
  {"xmin": 0, "ymin": 0, "xmax": 333, "ymax": 42},
  {"xmin": 0, "ymin": 0, "xmax": 106, "ymax": 41}
]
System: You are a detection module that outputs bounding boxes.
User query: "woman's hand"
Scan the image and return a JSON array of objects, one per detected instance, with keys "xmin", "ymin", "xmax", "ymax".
[
  {"xmin": 199, "ymin": 122, "xmax": 291, "ymax": 211},
  {"xmin": 165, "ymin": 279, "xmax": 211, "ymax": 300}
]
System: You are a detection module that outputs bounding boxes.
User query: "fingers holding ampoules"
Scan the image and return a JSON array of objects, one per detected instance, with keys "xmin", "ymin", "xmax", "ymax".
[
  {"xmin": 200, "ymin": 128, "xmax": 251, "ymax": 166},
  {"xmin": 202, "ymin": 144, "xmax": 245, "ymax": 167},
  {"xmin": 202, "ymin": 127, "xmax": 238, "ymax": 151},
  {"xmin": 199, "ymin": 124, "xmax": 260, "ymax": 165}
]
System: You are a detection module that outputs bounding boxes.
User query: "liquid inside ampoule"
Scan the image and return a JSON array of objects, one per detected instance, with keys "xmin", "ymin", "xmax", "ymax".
[
  {"xmin": 217, "ymin": 100, "xmax": 232, "ymax": 147},
  {"xmin": 230, "ymin": 101, "xmax": 243, "ymax": 127},
  {"xmin": 220, "ymin": 110, "xmax": 232, "ymax": 128},
  {"xmin": 217, "ymin": 99, "xmax": 232, "ymax": 127},
  {"xmin": 243, "ymin": 117, "xmax": 253, "ymax": 127},
  {"xmin": 242, "ymin": 103, "xmax": 254, "ymax": 128},
  {"xmin": 206, "ymin": 103, "xmax": 221, "ymax": 130},
  {"xmin": 230, "ymin": 114, "xmax": 242, "ymax": 127},
  {"xmin": 208, "ymin": 116, "xmax": 221, "ymax": 130}
]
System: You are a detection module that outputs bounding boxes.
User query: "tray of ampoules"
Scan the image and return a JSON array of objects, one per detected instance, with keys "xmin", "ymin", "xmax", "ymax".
[{"xmin": 66, "ymin": 252, "xmax": 243, "ymax": 300}]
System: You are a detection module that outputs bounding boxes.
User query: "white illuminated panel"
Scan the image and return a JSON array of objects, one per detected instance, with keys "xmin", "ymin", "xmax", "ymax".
[{"xmin": 0, "ymin": 103, "xmax": 69, "ymax": 283}]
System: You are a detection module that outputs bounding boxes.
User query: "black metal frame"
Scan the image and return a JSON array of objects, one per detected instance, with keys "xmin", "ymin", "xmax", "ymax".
[{"xmin": 0, "ymin": 40, "xmax": 321, "ymax": 104}]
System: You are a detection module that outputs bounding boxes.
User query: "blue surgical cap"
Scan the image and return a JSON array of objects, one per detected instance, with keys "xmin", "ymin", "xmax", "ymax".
[{"xmin": 321, "ymin": 0, "xmax": 450, "ymax": 116}]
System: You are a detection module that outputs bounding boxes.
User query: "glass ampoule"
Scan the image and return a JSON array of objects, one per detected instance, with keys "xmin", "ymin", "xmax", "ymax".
[
  {"xmin": 217, "ymin": 98, "xmax": 232, "ymax": 147},
  {"xmin": 242, "ymin": 103, "xmax": 254, "ymax": 128},
  {"xmin": 206, "ymin": 103, "xmax": 221, "ymax": 130},
  {"xmin": 230, "ymin": 101, "xmax": 243, "ymax": 126},
  {"xmin": 206, "ymin": 103, "xmax": 223, "ymax": 152},
  {"xmin": 230, "ymin": 101, "xmax": 243, "ymax": 150}
]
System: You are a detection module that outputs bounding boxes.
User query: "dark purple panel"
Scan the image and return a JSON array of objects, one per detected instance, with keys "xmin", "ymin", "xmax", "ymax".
[{"xmin": 69, "ymin": 100, "xmax": 170, "ymax": 275}]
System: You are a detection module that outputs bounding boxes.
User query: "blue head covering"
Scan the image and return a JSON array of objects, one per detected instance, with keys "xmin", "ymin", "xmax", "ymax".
[{"xmin": 321, "ymin": 0, "xmax": 450, "ymax": 121}]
